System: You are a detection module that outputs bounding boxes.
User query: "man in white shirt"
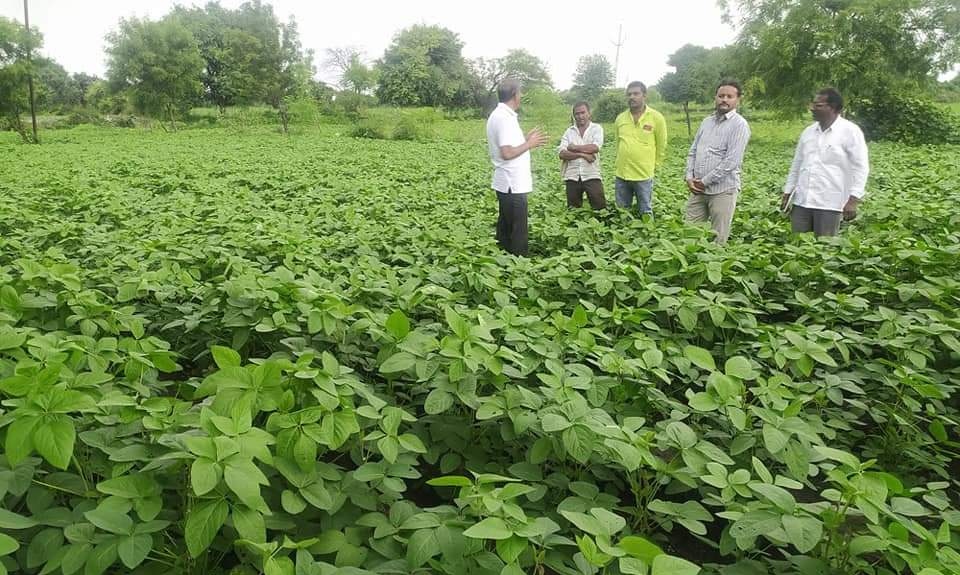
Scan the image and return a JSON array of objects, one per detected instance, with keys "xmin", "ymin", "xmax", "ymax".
[
  {"xmin": 486, "ymin": 79, "xmax": 548, "ymax": 255},
  {"xmin": 782, "ymin": 87, "xmax": 870, "ymax": 237},
  {"xmin": 559, "ymin": 101, "xmax": 605, "ymax": 209}
]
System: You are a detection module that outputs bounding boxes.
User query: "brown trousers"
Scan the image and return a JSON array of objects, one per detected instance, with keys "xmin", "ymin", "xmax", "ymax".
[{"xmin": 565, "ymin": 178, "xmax": 606, "ymax": 210}]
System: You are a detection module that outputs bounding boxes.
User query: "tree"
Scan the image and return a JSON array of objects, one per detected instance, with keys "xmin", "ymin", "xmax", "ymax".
[
  {"xmin": 34, "ymin": 58, "xmax": 81, "ymax": 111},
  {"xmin": 466, "ymin": 48, "xmax": 553, "ymax": 109},
  {"xmin": 85, "ymin": 79, "xmax": 126, "ymax": 114},
  {"xmin": 170, "ymin": 2, "xmax": 313, "ymax": 130},
  {"xmin": 106, "ymin": 17, "xmax": 204, "ymax": 128},
  {"xmin": 571, "ymin": 54, "xmax": 614, "ymax": 103},
  {"xmin": 497, "ymin": 49, "xmax": 552, "ymax": 88},
  {"xmin": 72, "ymin": 72, "xmax": 100, "ymax": 107},
  {"xmin": 376, "ymin": 25, "xmax": 471, "ymax": 107},
  {"xmin": 720, "ymin": 0, "xmax": 960, "ymax": 108},
  {"xmin": 0, "ymin": 16, "xmax": 41, "ymax": 141},
  {"xmin": 172, "ymin": 1, "xmax": 286, "ymax": 111},
  {"xmin": 325, "ymin": 47, "xmax": 376, "ymax": 94},
  {"xmin": 261, "ymin": 17, "xmax": 314, "ymax": 133},
  {"xmin": 657, "ymin": 44, "xmax": 716, "ymax": 135}
]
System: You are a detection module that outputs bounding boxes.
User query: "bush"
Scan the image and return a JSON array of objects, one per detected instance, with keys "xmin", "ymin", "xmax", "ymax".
[
  {"xmin": 392, "ymin": 108, "xmax": 440, "ymax": 141},
  {"xmin": 349, "ymin": 120, "xmax": 387, "ymax": 139},
  {"xmin": 286, "ymin": 98, "xmax": 321, "ymax": 126},
  {"xmin": 334, "ymin": 92, "xmax": 377, "ymax": 118},
  {"xmin": 104, "ymin": 114, "xmax": 137, "ymax": 128},
  {"xmin": 851, "ymin": 95, "xmax": 960, "ymax": 144},
  {"xmin": 592, "ymin": 88, "xmax": 625, "ymax": 123},
  {"xmin": 521, "ymin": 86, "xmax": 568, "ymax": 131},
  {"xmin": 64, "ymin": 109, "xmax": 105, "ymax": 127}
]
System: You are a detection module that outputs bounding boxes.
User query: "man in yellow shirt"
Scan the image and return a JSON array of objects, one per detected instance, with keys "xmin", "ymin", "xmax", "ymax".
[{"xmin": 614, "ymin": 81, "xmax": 668, "ymax": 217}]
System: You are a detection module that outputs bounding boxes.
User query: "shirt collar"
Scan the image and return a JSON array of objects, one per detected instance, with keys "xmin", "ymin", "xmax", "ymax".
[
  {"xmin": 497, "ymin": 102, "xmax": 517, "ymax": 118},
  {"xmin": 715, "ymin": 109, "xmax": 738, "ymax": 121},
  {"xmin": 815, "ymin": 115, "xmax": 844, "ymax": 133}
]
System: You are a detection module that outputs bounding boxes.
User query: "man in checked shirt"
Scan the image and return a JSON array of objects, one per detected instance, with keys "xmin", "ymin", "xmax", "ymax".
[{"xmin": 684, "ymin": 79, "xmax": 752, "ymax": 244}]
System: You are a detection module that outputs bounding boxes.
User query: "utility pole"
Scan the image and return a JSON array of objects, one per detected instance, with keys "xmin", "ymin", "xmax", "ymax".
[
  {"xmin": 611, "ymin": 24, "xmax": 624, "ymax": 87},
  {"xmin": 23, "ymin": 0, "xmax": 39, "ymax": 143}
]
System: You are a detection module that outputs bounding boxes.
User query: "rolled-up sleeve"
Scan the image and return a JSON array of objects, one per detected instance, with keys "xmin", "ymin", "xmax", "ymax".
[
  {"xmin": 591, "ymin": 125, "xmax": 604, "ymax": 149},
  {"xmin": 557, "ymin": 127, "xmax": 571, "ymax": 156}
]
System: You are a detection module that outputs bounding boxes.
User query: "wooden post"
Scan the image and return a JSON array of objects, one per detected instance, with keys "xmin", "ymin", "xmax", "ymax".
[{"xmin": 23, "ymin": 0, "xmax": 39, "ymax": 143}]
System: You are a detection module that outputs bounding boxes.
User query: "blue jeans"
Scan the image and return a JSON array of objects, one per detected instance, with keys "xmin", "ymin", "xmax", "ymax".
[{"xmin": 615, "ymin": 177, "xmax": 654, "ymax": 216}]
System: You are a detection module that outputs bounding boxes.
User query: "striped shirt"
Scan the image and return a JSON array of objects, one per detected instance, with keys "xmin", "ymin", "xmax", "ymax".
[{"xmin": 685, "ymin": 110, "xmax": 751, "ymax": 195}]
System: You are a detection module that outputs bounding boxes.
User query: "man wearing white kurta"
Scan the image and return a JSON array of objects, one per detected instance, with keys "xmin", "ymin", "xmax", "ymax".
[
  {"xmin": 558, "ymin": 102, "xmax": 605, "ymax": 209},
  {"xmin": 782, "ymin": 88, "xmax": 870, "ymax": 237},
  {"xmin": 486, "ymin": 79, "xmax": 548, "ymax": 255}
]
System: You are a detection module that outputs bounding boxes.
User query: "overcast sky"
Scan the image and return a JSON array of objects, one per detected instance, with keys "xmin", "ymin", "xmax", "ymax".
[{"xmin": 1, "ymin": 0, "xmax": 739, "ymax": 89}]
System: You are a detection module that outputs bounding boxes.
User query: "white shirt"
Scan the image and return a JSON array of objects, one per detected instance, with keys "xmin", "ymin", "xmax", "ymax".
[
  {"xmin": 784, "ymin": 116, "xmax": 869, "ymax": 211},
  {"xmin": 558, "ymin": 122, "xmax": 604, "ymax": 181},
  {"xmin": 486, "ymin": 103, "xmax": 532, "ymax": 194}
]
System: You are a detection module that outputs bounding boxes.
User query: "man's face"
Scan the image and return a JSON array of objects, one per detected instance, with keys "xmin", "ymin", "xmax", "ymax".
[
  {"xmin": 715, "ymin": 85, "xmax": 740, "ymax": 114},
  {"xmin": 512, "ymin": 91, "xmax": 523, "ymax": 111},
  {"xmin": 810, "ymin": 94, "xmax": 835, "ymax": 123},
  {"xmin": 573, "ymin": 105, "xmax": 591, "ymax": 127},
  {"xmin": 627, "ymin": 87, "xmax": 646, "ymax": 111}
]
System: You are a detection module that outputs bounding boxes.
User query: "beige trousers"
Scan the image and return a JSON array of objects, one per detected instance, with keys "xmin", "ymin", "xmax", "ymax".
[{"xmin": 685, "ymin": 189, "xmax": 739, "ymax": 244}]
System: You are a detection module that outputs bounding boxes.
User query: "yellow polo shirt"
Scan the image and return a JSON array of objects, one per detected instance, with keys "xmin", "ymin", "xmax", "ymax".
[{"xmin": 614, "ymin": 107, "xmax": 667, "ymax": 181}]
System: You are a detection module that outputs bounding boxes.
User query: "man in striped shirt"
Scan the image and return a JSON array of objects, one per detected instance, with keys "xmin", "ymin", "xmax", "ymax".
[{"xmin": 684, "ymin": 80, "xmax": 752, "ymax": 244}]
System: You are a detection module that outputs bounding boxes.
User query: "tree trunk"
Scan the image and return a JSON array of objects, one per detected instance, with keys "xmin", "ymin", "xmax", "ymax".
[
  {"xmin": 278, "ymin": 102, "xmax": 289, "ymax": 135},
  {"xmin": 683, "ymin": 102, "xmax": 692, "ymax": 137},
  {"xmin": 10, "ymin": 110, "xmax": 35, "ymax": 144}
]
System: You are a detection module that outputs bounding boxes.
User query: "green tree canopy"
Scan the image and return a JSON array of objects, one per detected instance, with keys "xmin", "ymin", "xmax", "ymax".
[
  {"xmin": 261, "ymin": 17, "xmax": 315, "ymax": 132},
  {"xmin": 658, "ymin": 44, "xmax": 723, "ymax": 134},
  {"xmin": 72, "ymin": 72, "xmax": 100, "ymax": 107},
  {"xmin": 375, "ymin": 24, "xmax": 471, "ymax": 107},
  {"xmin": 571, "ymin": 54, "xmax": 614, "ymax": 103},
  {"xmin": 467, "ymin": 48, "xmax": 553, "ymax": 109},
  {"xmin": 721, "ymin": 0, "xmax": 960, "ymax": 107},
  {"xmin": 171, "ymin": 0, "xmax": 294, "ymax": 111},
  {"xmin": 0, "ymin": 15, "xmax": 41, "ymax": 141},
  {"xmin": 106, "ymin": 17, "xmax": 204, "ymax": 126},
  {"xmin": 325, "ymin": 47, "xmax": 376, "ymax": 95},
  {"xmin": 34, "ymin": 58, "xmax": 82, "ymax": 111}
]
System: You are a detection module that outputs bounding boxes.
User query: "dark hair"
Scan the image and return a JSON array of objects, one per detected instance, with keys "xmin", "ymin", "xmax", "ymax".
[
  {"xmin": 626, "ymin": 81, "xmax": 647, "ymax": 94},
  {"xmin": 572, "ymin": 101, "xmax": 590, "ymax": 112},
  {"xmin": 816, "ymin": 87, "xmax": 844, "ymax": 112},
  {"xmin": 717, "ymin": 78, "xmax": 742, "ymax": 97},
  {"xmin": 497, "ymin": 79, "xmax": 521, "ymax": 103}
]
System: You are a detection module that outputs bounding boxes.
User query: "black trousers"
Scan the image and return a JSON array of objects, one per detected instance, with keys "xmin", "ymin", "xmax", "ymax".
[
  {"xmin": 495, "ymin": 190, "xmax": 528, "ymax": 256},
  {"xmin": 565, "ymin": 178, "xmax": 606, "ymax": 209}
]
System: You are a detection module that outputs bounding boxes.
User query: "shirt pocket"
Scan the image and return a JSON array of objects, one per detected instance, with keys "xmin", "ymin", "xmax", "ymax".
[
  {"xmin": 707, "ymin": 144, "xmax": 727, "ymax": 156},
  {"xmin": 820, "ymin": 144, "xmax": 845, "ymax": 166}
]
